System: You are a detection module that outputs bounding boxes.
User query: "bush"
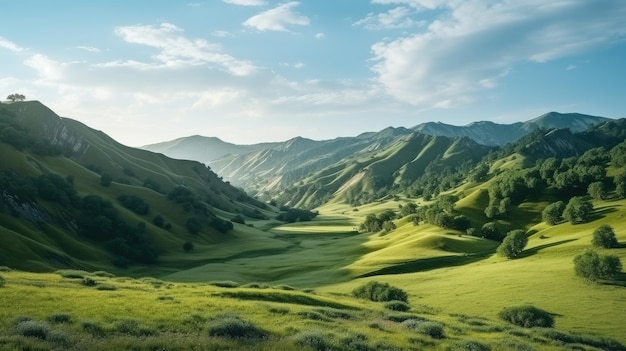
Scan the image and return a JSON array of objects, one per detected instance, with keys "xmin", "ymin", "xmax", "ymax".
[
  {"xmin": 498, "ymin": 305, "xmax": 554, "ymax": 328},
  {"xmin": 416, "ymin": 321, "xmax": 445, "ymax": 339},
  {"xmin": 0, "ymin": 275, "xmax": 5, "ymax": 288},
  {"xmin": 497, "ymin": 229, "xmax": 528, "ymax": 259},
  {"xmin": 446, "ymin": 340, "xmax": 491, "ymax": 351},
  {"xmin": 207, "ymin": 315, "xmax": 267, "ymax": 339},
  {"xmin": 231, "ymin": 214, "xmax": 245, "ymax": 224},
  {"xmin": 352, "ymin": 281, "xmax": 408, "ymax": 303},
  {"xmin": 592, "ymin": 224, "xmax": 618, "ymax": 248},
  {"xmin": 13, "ymin": 320, "xmax": 50, "ymax": 339},
  {"xmin": 47, "ymin": 313, "xmax": 72, "ymax": 324},
  {"xmin": 82, "ymin": 321, "xmax": 106, "ymax": 337},
  {"xmin": 82, "ymin": 277, "xmax": 97, "ymax": 286},
  {"xmin": 208, "ymin": 280, "xmax": 240, "ymax": 288},
  {"xmin": 574, "ymin": 250, "xmax": 622, "ymax": 282},
  {"xmin": 292, "ymin": 330, "xmax": 332, "ymax": 350},
  {"xmin": 56, "ymin": 269, "xmax": 89, "ymax": 279},
  {"xmin": 96, "ymin": 283, "xmax": 117, "ymax": 291},
  {"xmin": 384, "ymin": 300, "xmax": 411, "ymax": 312},
  {"xmin": 183, "ymin": 241, "xmax": 194, "ymax": 253}
]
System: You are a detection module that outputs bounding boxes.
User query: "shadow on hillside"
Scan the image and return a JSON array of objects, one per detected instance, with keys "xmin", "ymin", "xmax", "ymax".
[
  {"xmin": 589, "ymin": 206, "xmax": 618, "ymax": 222},
  {"xmin": 602, "ymin": 272, "xmax": 626, "ymax": 288},
  {"xmin": 518, "ymin": 239, "xmax": 578, "ymax": 258},
  {"xmin": 357, "ymin": 251, "xmax": 493, "ymax": 278}
]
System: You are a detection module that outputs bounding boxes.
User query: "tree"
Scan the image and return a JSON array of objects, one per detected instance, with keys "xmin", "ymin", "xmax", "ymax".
[
  {"xmin": 587, "ymin": 181, "xmax": 606, "ymax": 200},
  {"xmin": 381, "ymin": 220, "xmax": 396, "ymax": 234},
  {"xmin": 574, "ymin": 250, "xmax": 622, "ymax": 282},
  {"xmin": 6, "ymin": 93, "xmax": 25, "ymax": 102},
  {"xmin": 186, "ymin": 217, "xmax": 202, "ymax": 234},
  {"xmin": 399, "ymin": 202, "xmax": 418, "ymax": 217},
  {"xmin": 352, "ymin": 281, "xmax": 408, "ymax": 303},
  {"xmin": 592, "ymin": 224, "xmax": 618, "ymax": 248},
  {"xmin": 542, "ymin": 201, "xmax": 565, "ymax": 225},
  {"xmin": 481, "ymin": 222, "xmax": 502, "ymax": 241},
  {"xmin": 100, "ymin": 173, "xmax": 112, "ymax": 187},
  {"xmin": 497, "ymin": 229, "xmax": 528, "ymax": 259},
  {"xmin": 183, "ymin": 241, "xmax": 194, "ymax": 253},
  {"xmin": 562, "ymin": 196, "xmax": 593, "ymax": 224},
  {"xmin": 615, "ymin": 171, "xmax": 626, "ymax": 198}
]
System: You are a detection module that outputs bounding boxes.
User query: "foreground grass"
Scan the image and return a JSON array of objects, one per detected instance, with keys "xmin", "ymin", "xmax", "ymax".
[{"xmin": 1, "ymin": 270, "xmax": 624, "ymax": 351}]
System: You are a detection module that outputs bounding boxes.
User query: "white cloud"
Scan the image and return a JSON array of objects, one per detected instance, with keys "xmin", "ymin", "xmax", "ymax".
[
  {"xmin": 315, "ymin": 32, "xmax": 325, "ymax": 39},
  {"xmin": 243, "ymin": 2, "xmax": 310, "ymax": 32},
  {"xmin": 567, "ymin": 64, "xmax": 577, "ymax": 71},
  {"xmin": 354, "ymin": 7, "xmax": 422, "ymax": 30},
  {"xmin": 24, "ymin": 54, "xmax": 66, "ymax": 81},
  {"xmin": 371, "ymin": 0, "xmax": 626, "ymax": 108},
  {"xmin": 0, "ymin": 36, "xmax": 26, "ymax": 52},
  {"xmin": 187, "ymin": 2, "xmax": 201, "ymax": 6},
  {"xmin": 223, "ymin": 0, "xmax": 266, "ymax": 6},
  {"xmin": 212, "ymin": 30, "xmax": 232, "ymax": 37},
  {"xmin": 112, "ymin": 23, "xmax": 256, "ymax": 76},
  {"xmin": 76, "ymin": 46, "xmax": 101, "ymax": 53}
]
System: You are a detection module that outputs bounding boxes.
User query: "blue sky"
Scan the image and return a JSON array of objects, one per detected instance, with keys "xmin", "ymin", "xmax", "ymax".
[{"xmin": 1, "ymin": 0, "xmax": 625, "ymax": 146}]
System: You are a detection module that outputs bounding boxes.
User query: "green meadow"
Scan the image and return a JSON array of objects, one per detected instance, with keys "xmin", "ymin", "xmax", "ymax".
[{"xmin": 2, "ymin": 193, "xmax": 625, "ymax": 350}]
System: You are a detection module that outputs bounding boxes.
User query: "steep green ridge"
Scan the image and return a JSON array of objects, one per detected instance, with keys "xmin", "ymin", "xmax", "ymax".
[{"xmin": 0, "ymin": 101, "xmax": 283, "ymax": 274}]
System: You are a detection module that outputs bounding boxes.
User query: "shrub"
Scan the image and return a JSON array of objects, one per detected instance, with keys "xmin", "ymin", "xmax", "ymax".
[
  {"xmin": 183, "ymin": 241, "xmax": 194, "ymax": 253},
  {"xmin": 47, "ymin": 313, "xmax": 72, "ymax": 324},
  {"xmin": 0, "ymin": 275, "xmax": 5, "ymax": 288},
  {"xmin": 292, "ymin": 330, "xmax": 332, "ymax": 350},
  {"xmin": 82, "ymin": 321, "xmax": 106, "ymax": 337},
  {"xmin": 207, "ymin": 315, "xmax": 267, "ymax": 339},
  {"xmin": 384, "ymin": 300, "xmax": 411, "ymax": 312},
  {"xmin": 231, "ymin": 214, "xmax": 245, "ymax": 224},
  {"xmin": 0, "ymin": 266, "xmax": 11, "ymax": 272},
  {"xmin": 574, "ymin": 250, "xmax": 622, "ymax": 282},
  {"xmin": 13, "ymin": 320, "xmax": 50, "ymax": 339},
  {"xmin": 56, "ymin": 269, "xmax": 89, "ymax": 279},
  {"xmin": 273, "ymin": 284, "xmax": 295, "ymax": 291},
  {"xmin": 352, "ymin": 281, "xmax": 408, "ymax": 303},
  {"xmin": 82, "ymin": 277, "xmax": 97, "ymax": 286},
  {"xmin": 243, "ymin": 282, "xmax": 270, "ymax": 289},
  {"xmin": 446, "ymin": 340, "xmax": 491, "ymax": 351},
  {"xmin": 92, "ymin": 271, "xmax": 115, "ymax": 278},
  {"xmin": 416, "ymin": 321, "xmax": 445, "ymax": 339},
  {"xmin": 96, "ymin": 283, "xmax": 117, "ymax": 291},
  {"xmin": 592, "ymin": 224, "xmax": 618, "ymax": 248},
  {"xmin": 208, "ymin": 280, "xmax": 240, "ymax": 288},
  {"xmin": 498, "ymin": 305, "xmax": 554, "ymax": 328},
  {"xmin": 497, "ymin": 229, "xmax": 528, "ymax": 259}
]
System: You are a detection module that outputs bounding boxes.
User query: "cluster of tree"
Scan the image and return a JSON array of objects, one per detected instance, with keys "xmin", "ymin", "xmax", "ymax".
[
  {"xmin": 167, "ymin": 185, "xmax": 232, "ymax": 234},
  {"xmin": 0, "ymin": 170, "xmax": 159, "ymax": 265},
  {"xmin": 117, "ymin": 194, "xmax": 150, "ymax": 215},
  {"xmin": 485, "ymin": 169, "xmax": 542, "ymax": 219},
  {"xmin": 409, "ymin": 195, "xmax": 471, "ymax": 232},
  {"xmin": 359, "ymin": 209, "xmax": 397, "ymax": 233},
  {"xmin": 0, "ymin": 105, "xmax": 63, "ymax": 155},
  {"xmin": 352, "ymin": 281, "xmax": 408, "ymax": 303},
  {"xmin": 6, "ymin": 93, "xmax": 25, "ymax": 102},
  {"xmin": 276, "ymin": 206, "xmax": 319, "ymax": 223},
  {"xmin": 574, "ymin": 250, "xmax": 622, "ymax": 282},
  {"xmin": 404, "ymin": 160, "xmax": 478, "ymax": 201},
  {"xmin": 78, "ymin": 195, "xmax": 158, "ymax": 264},
  {"xmin": 543, "ymin": 196, "xmax": 593, "ymax": 225}
]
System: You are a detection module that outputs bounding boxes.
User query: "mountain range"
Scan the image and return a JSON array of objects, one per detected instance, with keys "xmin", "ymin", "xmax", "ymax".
[{"xmin": 142, "ymin": 112, "xmax": 611, "ymax": 207}]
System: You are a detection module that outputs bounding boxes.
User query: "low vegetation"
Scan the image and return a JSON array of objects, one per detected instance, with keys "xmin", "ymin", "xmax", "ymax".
[{"xmin": 498, "ymin": 305, "xmax": 555, "ymax": 328}]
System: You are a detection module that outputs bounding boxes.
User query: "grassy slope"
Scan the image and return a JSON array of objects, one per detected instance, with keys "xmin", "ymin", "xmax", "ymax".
[{"xmin": 1, "ymin": 270, "xmax": 620, "ymax": 351}]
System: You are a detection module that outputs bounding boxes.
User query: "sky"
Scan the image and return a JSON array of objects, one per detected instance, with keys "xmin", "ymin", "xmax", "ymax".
[{"xmin": 1, "ymin": 0, "xmax": 625, "ymax": 147}]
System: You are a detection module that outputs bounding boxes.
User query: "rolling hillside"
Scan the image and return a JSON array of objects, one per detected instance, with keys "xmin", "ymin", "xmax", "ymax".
[{"xmin": 0, "ymin": 101, "xmax": 284, "ymax": 273}]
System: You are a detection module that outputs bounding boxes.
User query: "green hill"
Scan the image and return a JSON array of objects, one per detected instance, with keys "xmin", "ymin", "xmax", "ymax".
[{"xmin": 2, "ymin": 101, "xmax": 626, "ymax": 349}]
